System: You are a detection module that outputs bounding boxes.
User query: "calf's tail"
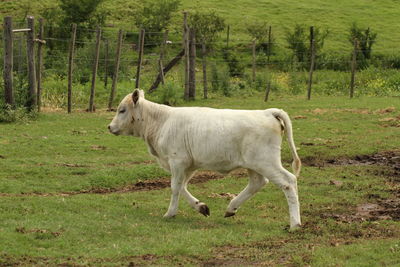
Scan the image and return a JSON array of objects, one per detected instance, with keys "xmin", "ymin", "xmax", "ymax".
[{"xmin": 271, "ymin": 109, "xmax": 301, "ymax": 178}]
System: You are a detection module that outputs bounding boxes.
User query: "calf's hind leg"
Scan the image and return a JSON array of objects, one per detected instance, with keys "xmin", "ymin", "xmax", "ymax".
[
  {"xmin": 180, "ymin": 171, "xmax": 210, "ymax": 216},
  {"xmin": 259, "ymin": 166, "xmax": 301, "ymax": 230},
  {"xmin": 225, "ymin": 169, "xmax": 267, "ymax": 217}
]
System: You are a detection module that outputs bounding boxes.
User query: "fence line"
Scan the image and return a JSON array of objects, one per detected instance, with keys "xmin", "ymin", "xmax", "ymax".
[{"xmin": 2, "ymin": 15, "xmax": 400, "ymax": 113}]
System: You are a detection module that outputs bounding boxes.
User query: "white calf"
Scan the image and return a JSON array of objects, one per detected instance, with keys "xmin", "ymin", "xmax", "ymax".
[{"xmin": 108, "ymin": 89, "xmax": 302, "ymax": 229}]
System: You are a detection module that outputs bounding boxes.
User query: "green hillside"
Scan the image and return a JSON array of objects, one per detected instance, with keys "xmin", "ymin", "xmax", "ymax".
[{"xmin": 1, "ymin": 0, "xmax": 400, "ymax": 52}]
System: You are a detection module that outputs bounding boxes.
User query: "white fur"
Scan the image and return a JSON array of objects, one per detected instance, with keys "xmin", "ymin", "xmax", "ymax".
[{"xmin": 108, "ymin": 90, "xmax": 302, "ymax": 229}]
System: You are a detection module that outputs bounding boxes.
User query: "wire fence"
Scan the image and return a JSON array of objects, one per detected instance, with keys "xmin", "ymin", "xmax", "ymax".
[{"xmin": 2, "ymin": 18, "xmax": 400, "ymax": 112}]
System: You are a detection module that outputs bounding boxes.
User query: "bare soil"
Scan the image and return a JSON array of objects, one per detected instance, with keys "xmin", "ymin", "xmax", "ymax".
[
  {"xmin": 320, "ymin": 198, "xmax": 400, "ymax": 223},
  {"xmin": 303, "ymin": 150, "xmax": 400, "ymax": 224},
  {"xmin": 303, "ymin": 150, "xmax": 400, "ymax": 178},
  {"xmin": 0, "ymin": 170, "xmax": 247, "ymax": 197}
]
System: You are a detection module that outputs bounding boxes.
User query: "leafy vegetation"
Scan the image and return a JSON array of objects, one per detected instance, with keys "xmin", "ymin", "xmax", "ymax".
[
  {"xmin": 134, "ymin": 0, "xmax": 181, "ymax": 44},
  {"xmin": 285, "ymin": 24, "xmax": 329, "ymax": 65},
  {"xmin": 188, "ymin": 10, "xmax": 226, "ymax": 45}
]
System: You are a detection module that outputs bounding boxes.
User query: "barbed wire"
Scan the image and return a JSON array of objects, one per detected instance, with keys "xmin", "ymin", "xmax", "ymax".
[{"xmin": 3, "ymin": 23, "xmax": 400, "ymax": 96}]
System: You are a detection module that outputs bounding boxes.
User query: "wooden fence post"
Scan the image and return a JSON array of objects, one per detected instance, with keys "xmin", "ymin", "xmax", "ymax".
[
  {"xmin": 252, "ymin": 39, "xmax": 256, "ymax": 83},
  {"xmin": 3, "ymin": 16, "xmax": 14, "ymax": 107},
  {"xmin": 188, "ymin": 28, "xmax": 196, "ymax": 100},
  {"xmin": 36, "ymin": 18, "xmax": 44, "ymax": 112},
  {"xmin": 264, "ymin": 81, "xmax": 271, "ymax": 102},
  {"xmin": 67, "ymin": 23, "xmax": 77, "ymax": 114},
  {"xmin": 104, "ymin": 39, "xmax": 109, "ymax": 88},
  {"xmin": 307, "ymin": 26, "xmax": 315, "ymax": 100},
  {"xmin": 17, "ymin": 35, "xmax": 22, "ymax": 75},
  {"xmin": 148, "ymin": 50, "xmax": 184, "ymax": 93},
  {"xmin": 202, "ymin": 40, "xmax": 208, "ymax": 99},
  {"xmin": 350, "ymin": 39, "xmax": 358, "ymax": 98},
  {"xmin": 183, "ymin": 11, "xmax": 190, "ymax": 100},
  {"xmin": 108, "ymin": 29, "xmax": 123, "ymax": 111},
  {"xmin": 267, "ymin": 25, "xmax": 272, "ymax": 64},
  {"xmin": 26, "ymin": 16, "xmax": 37, "ymax": 111},
  {"xmin": 89, "ymin": 26, "xmax": 101, "ymax": 112},
  {"xmin": 159, "ymin": 30, "xmax": 168, "ymax": 85},
  {"xmin": 135, "ymin": 29, "xmax": 145, "ymax": 89},
  {"xmin": 226, "ymin": 25, "xmax": 230, "ymax": 48}
]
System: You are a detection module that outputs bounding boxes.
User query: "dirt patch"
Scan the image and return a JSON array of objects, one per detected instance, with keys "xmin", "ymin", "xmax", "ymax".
[
  {"xmin": 208, "ymin": 192, "xmax": 238, "ymax": 200},
  {"xmin": 0, "ymin": 170, "xmax": 247, "ymax": 197},
  {"xmin": 293, "ymin": 115, "xmax": 307, "ymax": 120},
  {"xmin": 379, "ymin": 115, "xmax": 400, "ymax": 127},
  {"xmin": 320, "ymin": 198, "xmax": 400, "ymax": 223},
  {"xmin": 0, "ymin": 254, "xmax": 177, "ymax": 267},
  {"xmin": 15, "ymin": 227, "xmax": 62, "ymax": 237},
  {"xmin": 375, "ymin": 106, "xmax": 396, "ymax": 114},
  {"xmin": 310, "ymin": 108, "xmax": 372, "ymax": 115},
  {"xmin": 309, "ymin": 106, "xmax": 396, "ymax": 115},
  {"xmin": 91, "ymin": 145, "xmax": 107, "ymax": 150},
  {"xmin": 303, "ymin": 150, "xmax": 400, "ymax": 177},
  {"xmin": 82, "ymin": 169, "xmax": 246, "ymax": 194},
  {"xmin": 105, "ymin": 160, "xmax": 155, "ymax": 167}
]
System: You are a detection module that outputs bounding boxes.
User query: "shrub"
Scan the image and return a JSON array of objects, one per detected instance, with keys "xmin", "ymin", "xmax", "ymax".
[
  {"xmin": 135, "ymin": 0, "xmax": 181, "ymax": 45},
  {"xmin": 220, "ymin": 70, "xmax": 232, "ymax": 96},
  {"xmin": 288, "ymin": 72, "xmax": 307, "ymax": 95},
  {"xmin": 222, "ymin": 49, "xmax": 245, "ymax": 77},
  {"xmin": 211, "ymin": 63, "xmax": 220, "ymax": 92},
  {"xmin": 189, "ymin": 11, "xmax": 225, "ymax": 46},
  {"xmin": 285, "ymin": 24, "xmax": 329, "ymax": 67},
  {"xmin": 151, "ymin": 81, "xmax": 182, "ymax": 106},
  {"xmin": 256, "ymin": 52, "xmax": 269, "ymax": 67},
  {"xmin": 0, "ymin": 104, "xmax": 37, "ymax": 123},
  {"xmin": 349, "ymin": 23, "xmax": 377, "ymax": 60},
  {"xmin": 246, "ymin": 21, "xmax": 275, "ymax": 56}
]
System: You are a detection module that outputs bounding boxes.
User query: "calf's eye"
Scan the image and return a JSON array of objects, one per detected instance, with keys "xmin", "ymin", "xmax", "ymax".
[{"xmin": 119, "ymin": 109, "xmax": 126, "ymax": 114}]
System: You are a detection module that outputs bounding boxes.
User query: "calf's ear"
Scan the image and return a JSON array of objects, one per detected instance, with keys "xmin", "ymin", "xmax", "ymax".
[{"xmin": 132, "ymin": 89, "xmax": 140, "ymax": 104}]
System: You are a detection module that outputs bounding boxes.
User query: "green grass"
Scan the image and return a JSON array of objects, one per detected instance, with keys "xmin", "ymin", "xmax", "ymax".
[
  {"xmin": 0, "ymin": 94, "xmax": 399, "ymax": 265},
  {"xmin": 2, "ymin": 0, "xmax": 400, "ymax": 52}
]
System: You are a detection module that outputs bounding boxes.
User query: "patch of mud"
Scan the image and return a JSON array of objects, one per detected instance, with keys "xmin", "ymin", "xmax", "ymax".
[
  {"xmin": 105, "ymin": 160, "xmax": 155, "ymax": 167},
  {"xmin": 0, "ymin": 254, "xmax": 175, "ymax": 267},
  {"xmin": 321, "ymin": 198, "xmax": 400, "ymax": 223},
  {"xmin": 379, "ymin": 115, "xmax": 400, "ymax": 128},
  {"xmin": 208, "ymin": 192, "xmax": 237, "ymax": 200},
  {"xmin": 309, "ymin": 106, "xmax": 396, "ymax": 115},
  {"xmin": 15, "ymin": 227, "xmax": 62, "ymax": 237},
  {"xmin": 0, "ymin": 170, "xmax": 247, "ymax": 197},
  {"xmin": 303, "ymin": 150, "xmax": 400, "ymax": 177}
]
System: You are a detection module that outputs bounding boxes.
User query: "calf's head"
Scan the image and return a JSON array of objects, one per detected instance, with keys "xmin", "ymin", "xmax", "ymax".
[{"xmin": 108, "ymin": 89, "xmax": 144, "ymax": 136}]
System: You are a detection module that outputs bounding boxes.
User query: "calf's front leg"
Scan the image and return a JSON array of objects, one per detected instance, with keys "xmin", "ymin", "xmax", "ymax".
[
  {"xmin": 163, "ymin": 160, "xmax": 187, "ymax": 218},
  {"xmin": 180, "ymin": 171, "xmax": 210, "ymax": 217}
]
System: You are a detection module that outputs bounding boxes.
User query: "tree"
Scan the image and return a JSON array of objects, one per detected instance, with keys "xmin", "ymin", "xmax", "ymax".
[
  {"xmin": 135, "ymin": 0, "xmax": 181, "ymax": 44},
  {"xmin": 60, "ymin": 0, "xmax": 105, "ymax": 25},
  {"xmin": 349, "ymin": 23, "xmax": 377, "ymax": 60},
  {"xmin": 42, "ymin": 0, "xmax": 106, "ymax": 46},
  {"xmin": 188, "ymin": 11, "xmax": 225, "ymax": 45},
  {"xmin": 246, "ymin": 20, "xmax": 275, "ymax": 55},
  {"xmin": 285, "ymin": 24, "xmax": 329, "ymax": 63},
  {"xmin": 285, "ymin": 24, "xmax": 308, "ymax": 62},
  {"xmin": 246, "ymin": 21, "xmax": 269, "ymax": 43}
]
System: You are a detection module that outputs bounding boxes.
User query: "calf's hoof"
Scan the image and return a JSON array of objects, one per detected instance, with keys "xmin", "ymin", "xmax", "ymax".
[
  {"xmin": 163, "ymin": 212, "xmax": 177, "ymax": 218},
  {"xmin": 289, "ymin": 223, "xmax": 302, "ymax": 232},
  {"xmin": 224, "ymin": 211, "xmax": 236, "ymax": 218},
  {"xmin": 199, "ymin": 204, "xmax": 210, "ymax": 217}
]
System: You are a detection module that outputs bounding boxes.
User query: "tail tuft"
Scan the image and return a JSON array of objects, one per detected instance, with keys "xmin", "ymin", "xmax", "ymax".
[
  {"xmin": 271, "ymin": 109, "xmax": 301, "ymax": 178},
  {"xmin": 292, "ymin": 158, "xmax": 301, "ymax": 178}
]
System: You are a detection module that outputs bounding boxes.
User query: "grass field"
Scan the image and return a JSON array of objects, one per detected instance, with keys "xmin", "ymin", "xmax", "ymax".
[
  {"xmin": 1, "ymin": 0, "xmax": 400, "ymax": 52},
  {"xmin": 0, "ymin": 94, "xmax": 399, "ymax": 266}
]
